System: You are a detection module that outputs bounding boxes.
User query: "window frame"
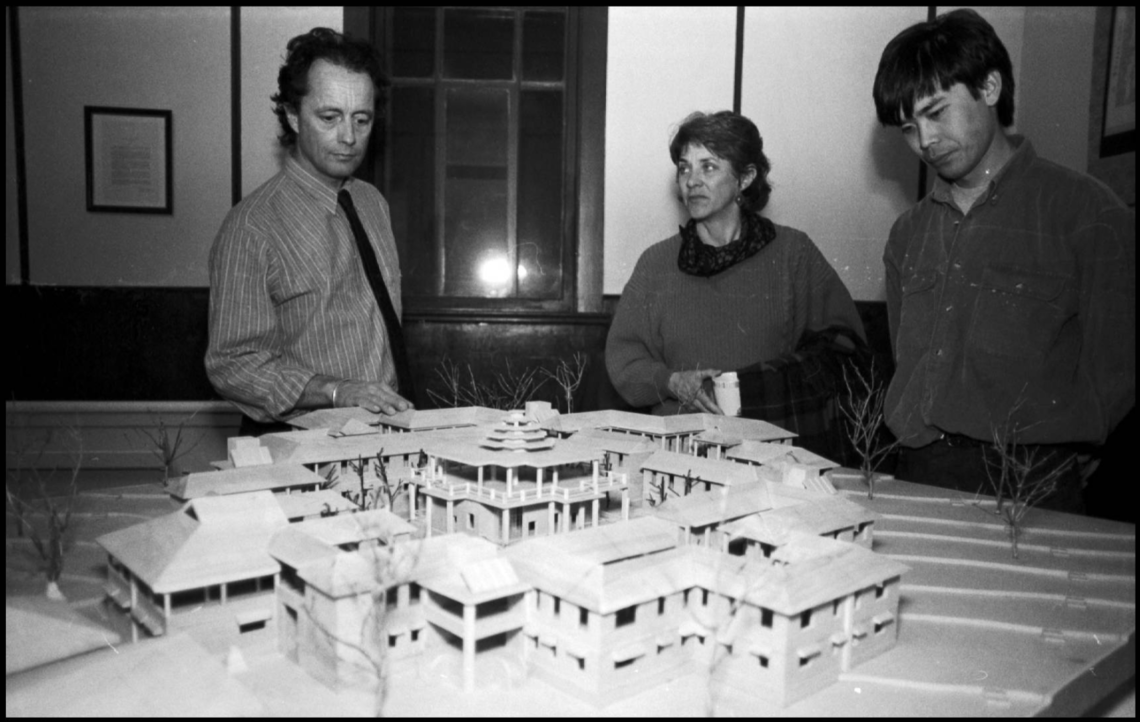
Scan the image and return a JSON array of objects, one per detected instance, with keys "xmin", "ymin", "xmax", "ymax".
[{"xmin": 355, "ymin": 6, "xmax": 606, "ymax": 317}]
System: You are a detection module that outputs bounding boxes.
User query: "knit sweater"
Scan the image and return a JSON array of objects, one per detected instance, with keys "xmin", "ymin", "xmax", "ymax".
[{"xmin": 606, "ymin": 223, "xmax": 864, "ymax": 414}]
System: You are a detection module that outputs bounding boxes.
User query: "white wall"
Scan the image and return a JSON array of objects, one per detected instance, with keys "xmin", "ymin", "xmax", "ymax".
[
  {"xmin": 241, "ymin": 7, "xmax": 342, "ymax": 196},
  {"xmin": 8, "ymin": 7, "xmax": 338, "ymax": 288},
  {"xmin": 7, "ymin": 7, "xmax": 1106, "ymax": 296},
  {"xmin": 602, "ymin": 7, "xmax": 1041, "ymax": 302},
  {"xmin": 742, "ymin": 7, "xmax": 927, "ymax": 302},
  {"xmin": 20, "ymin": 7, "xmax": 231, "ymax": 287},
  {"xmin": 1018, "ymin": 6, "xmax": 1096, "ymax": 174},
  {"xmin": 603, "ymin": 7, "xmax": 738, "ymax": 296}
]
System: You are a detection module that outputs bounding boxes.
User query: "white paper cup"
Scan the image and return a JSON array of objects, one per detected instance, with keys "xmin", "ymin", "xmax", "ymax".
[{"xmin": 713, "ymin": 371, "xmax": 741, "ymax": 416}]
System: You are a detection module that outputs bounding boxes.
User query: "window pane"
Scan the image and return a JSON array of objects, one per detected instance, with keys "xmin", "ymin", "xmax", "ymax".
[
  {"xmin": 523, "ymin": 11, "xmax": 565, "ymax": 82},
  {"xmin": 392, "ymin": 7, "xmax": 435, "ymax": 78},
  {"xmin": 444, "ymin": 88, "xmax": 509, "ymax": 297},
  {"xmin": 518, "ymin": 91, "xmax": 564, "ymax": 299},
  {"xmin": 443, "ymin": 8, "xmax": 514, "ymax": 80},
  {"xmin": 390, "ymin": 87, "xmax": 438, "ymax": 296}
]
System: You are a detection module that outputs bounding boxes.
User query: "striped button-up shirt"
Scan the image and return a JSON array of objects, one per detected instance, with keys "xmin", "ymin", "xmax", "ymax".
[{"xmin": 206, "ymin": 156, "xmax": 401, "ymax": 422}]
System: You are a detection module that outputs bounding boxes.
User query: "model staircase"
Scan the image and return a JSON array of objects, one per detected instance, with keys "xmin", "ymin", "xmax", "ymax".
[
  {"xmin": 103, "ymin": 581, "xmax": 131, "ymax": 609},
  {"xmin": 130, "ymin": 603, "xmax": 166, "ymax": 636}
]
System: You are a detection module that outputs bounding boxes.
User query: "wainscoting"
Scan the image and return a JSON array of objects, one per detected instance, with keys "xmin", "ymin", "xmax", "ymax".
[
  {"xmin": 6, "ymin": 400, "xmax": 240, "ymax": 476},
  {"xmin": 8, "ymin": 285, "xmax": 891, "ymax": 408},
  {"xmin": 7, "ymin": 287, "xmax": 892, "ymax": 480}
]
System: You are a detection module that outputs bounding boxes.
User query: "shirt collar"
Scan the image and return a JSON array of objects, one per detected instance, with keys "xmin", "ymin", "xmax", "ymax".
[
  {"xmin": 283, "ymin": 155, "xmax": 358, "ymax": 215},
  {"xmin": 929, "ymin": 134, "xmax": 1034, "ymax": 207}
]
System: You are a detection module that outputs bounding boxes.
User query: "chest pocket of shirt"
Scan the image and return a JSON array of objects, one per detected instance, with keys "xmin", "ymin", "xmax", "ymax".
[
  {"xmin": 897, "ymin": 270, "xmax": 939, "ymax": 352},
  {"xmin": 969, "ymin": 266, "xmax": 1073, "ymax": 358}
]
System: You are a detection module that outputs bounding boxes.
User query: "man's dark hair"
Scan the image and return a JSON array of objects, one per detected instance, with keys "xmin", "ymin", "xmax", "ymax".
[
  {"xmin": 271, "ymin": 27, "xmax": 389, "ymax": 148},
  {"xmin": 873, "ymin": 9, "xmax": 1015, "ymax": 128},
  {"xmin": 669, "ymin": 111, "xmax": 773, "ymax": 214}
]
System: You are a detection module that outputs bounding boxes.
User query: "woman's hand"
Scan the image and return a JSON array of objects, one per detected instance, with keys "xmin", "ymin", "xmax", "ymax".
[{"xmin": 668, "ymin": 369, "xmax": 723, "ymax": 414}]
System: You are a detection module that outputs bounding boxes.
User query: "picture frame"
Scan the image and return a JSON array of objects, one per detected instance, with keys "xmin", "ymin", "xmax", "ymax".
[
  {"xmin": 1098, "ymin": 6, "xmax": 1135, "ymax": 159},
  {"xmin": 84, "ymin": 106, "xmax": 173, "ymax": 214}
]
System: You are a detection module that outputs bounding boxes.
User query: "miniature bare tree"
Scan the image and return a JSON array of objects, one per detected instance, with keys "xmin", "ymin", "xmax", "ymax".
[
  {"xmin": 428, "ymin": 356, "xmax": 547, "ymax": 410},
  {"xmin": 134, "ymin": 411, "xmax": 202, "ymax": 484},
  {"xmin": 542, "ymin": 352, "xmax": 588, "ymax": 413},
  {"xmin": 371, "ymin": 451, "xmax": 398, "ymax": 510},
  {"xmin": 839, "ymin": 359, "xmax": 899, "ymax": 500},
  {"xmin": 342, "ymin": 450, "xmax": 401, "ymax": 512},
  {"xmin": 429, "ymin": 357, "xmax": 474, "ymax": 408},
  {"xmin": 5, "ymin": 425, "xmax": 84, "ymax": 600},
  {"xmin": 647, "ymin": 469, "xmax": 701, "ymax": 507},
  {"xmin": 491, "ymin": 360, "xmax": 547, "ymax": 410},
  {"xmin": 981, "ymin": 405, "xmax": 1074, "ymax": 559},
  {"xmin": 297, "ymin": 523, "xmax": 423, "ymax": 717}
]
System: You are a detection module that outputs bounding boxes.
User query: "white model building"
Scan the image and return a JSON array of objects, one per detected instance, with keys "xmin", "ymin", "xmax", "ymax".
[{"xmin": 97, "ymin": 405, "xmax": 906, "ymax": 708}]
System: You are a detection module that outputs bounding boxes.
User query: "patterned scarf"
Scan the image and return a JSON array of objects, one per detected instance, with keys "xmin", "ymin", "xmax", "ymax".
[{"xmin": 676, "ymin": 212, "xmax": 776, "ymax": 277}]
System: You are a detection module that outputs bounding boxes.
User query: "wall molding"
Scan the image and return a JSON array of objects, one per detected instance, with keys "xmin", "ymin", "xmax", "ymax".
[{"xmin": 6, "ymin": 400, "xmax": 240, "ymax": 473}]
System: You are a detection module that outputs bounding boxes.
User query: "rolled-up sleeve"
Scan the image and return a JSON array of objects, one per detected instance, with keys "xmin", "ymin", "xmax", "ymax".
[{"xmin": 205, "ymin": 218, "xmax": 313, "ymax": 422}]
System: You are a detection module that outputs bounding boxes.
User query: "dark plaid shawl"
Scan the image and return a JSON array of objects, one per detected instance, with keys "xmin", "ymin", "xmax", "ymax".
[{"xmin": 737, "ymin": 325, "xmax": 871, "ymax": 463}]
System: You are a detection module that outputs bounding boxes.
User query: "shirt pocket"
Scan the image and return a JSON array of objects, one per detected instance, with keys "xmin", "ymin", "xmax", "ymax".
[
  {"xmin": 969, "ymin": 266, "xmax": 1073, "ymax": 358},
  {"xmin": 896, "ymin": 270, "xmax": 939, "ymax": 353}
]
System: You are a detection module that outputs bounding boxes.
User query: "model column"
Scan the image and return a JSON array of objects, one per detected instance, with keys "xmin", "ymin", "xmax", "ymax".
[{"xmin": 463, "ymin": 602, "xmax": 476, "ymax": 692}]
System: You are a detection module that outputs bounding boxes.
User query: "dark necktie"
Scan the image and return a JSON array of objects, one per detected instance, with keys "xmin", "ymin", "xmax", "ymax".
[{"xmin": 337, "ymin": 188, "xmax": 416, "ymax": 404}]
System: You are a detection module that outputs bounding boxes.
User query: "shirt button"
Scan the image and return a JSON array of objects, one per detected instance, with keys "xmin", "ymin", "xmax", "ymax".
[{"xmin": 936, "ymin": 349, "xmax": 943, "ymax": 356}]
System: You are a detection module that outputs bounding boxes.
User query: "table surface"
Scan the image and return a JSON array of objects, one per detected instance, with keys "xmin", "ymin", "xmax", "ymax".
[{"xmin": 5, "ymin": 470, "xmax": 1136, "ymax": 717}]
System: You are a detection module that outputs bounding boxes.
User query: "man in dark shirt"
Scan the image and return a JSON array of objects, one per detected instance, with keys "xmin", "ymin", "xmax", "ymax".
[{"xmin": 872, "ymin": 10, "xmax": 1135, "ymax": 512}]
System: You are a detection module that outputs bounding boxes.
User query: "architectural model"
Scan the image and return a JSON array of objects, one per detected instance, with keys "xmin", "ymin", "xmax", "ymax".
[{"xmin": 89, "ymin": 403, "xmax": 915, "ymax": 709}]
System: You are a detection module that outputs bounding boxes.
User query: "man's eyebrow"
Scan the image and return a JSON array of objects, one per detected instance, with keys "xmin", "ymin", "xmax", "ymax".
[{"xmin": 912, "ymin": 94, "xmax": 947, "ymax": 118}]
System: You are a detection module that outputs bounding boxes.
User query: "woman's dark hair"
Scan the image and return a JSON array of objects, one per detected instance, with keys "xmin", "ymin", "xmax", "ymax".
[
  {"xmin": 873, "ymin": 9, "xmax": 1015, "ymax": 128},
  {"xmin": 669, "ymin": 111, "xmax": 773, "ymax": 214},
  {"xmin": 271, "ymin": 28, "xmax": 389, "ymax": 148}
]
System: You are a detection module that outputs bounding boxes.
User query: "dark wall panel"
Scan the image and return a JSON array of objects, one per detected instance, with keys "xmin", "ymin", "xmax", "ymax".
[
  {"xmin": 8, "ymin": 286, "xmax": 215, "ymax": 401},
  {"xmin": 7, "ymin": 286, "xmax": 891, "ymax": 409}
]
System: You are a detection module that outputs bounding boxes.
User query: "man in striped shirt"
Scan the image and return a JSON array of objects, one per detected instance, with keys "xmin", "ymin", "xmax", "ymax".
[{"xmin": 206, "ymin": 28, "xmax": 411, "ymax": 433}]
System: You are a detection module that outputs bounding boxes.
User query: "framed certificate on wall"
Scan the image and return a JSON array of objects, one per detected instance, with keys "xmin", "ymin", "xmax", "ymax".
[{"xmin": 84, "ymin": 106, "xmax": 173, "ymax": 213}]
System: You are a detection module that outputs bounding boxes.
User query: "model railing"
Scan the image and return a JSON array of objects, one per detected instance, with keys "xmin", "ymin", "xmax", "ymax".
[{"xmin": 416, "ymin": 471, "xmax": 629, "ymax": 504}]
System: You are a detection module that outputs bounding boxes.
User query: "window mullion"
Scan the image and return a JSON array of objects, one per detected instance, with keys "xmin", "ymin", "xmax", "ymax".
[
  {"xmin": 433, "ymin": 7, "xmax": 446, "ymax": 297},
  {"xmin": 508, "ymin": 9, "xmax": 522, "ymax": 298}
]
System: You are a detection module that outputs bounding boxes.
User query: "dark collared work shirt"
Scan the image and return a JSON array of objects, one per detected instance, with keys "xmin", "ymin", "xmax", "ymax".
[{"xmin": 884, "ymin": 137, "xmax": 1135, "ymax": 448}]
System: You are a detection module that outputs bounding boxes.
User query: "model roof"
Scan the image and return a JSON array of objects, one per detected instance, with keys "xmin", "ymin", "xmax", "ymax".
[
  {"xmin": 96, "ymin": 491, "xmax": 288, "ymax": 594},
  {"xmin": 288, "ymin": 405, "xmax": 508, "ymax": 433},
  {"xmin": 726, "ymin": 440, "xmax": 836, "ymax": 469},
  {"xmin": 260, "ymin": 426, "xmax": 472, "ymax": 467},
  {"xmin": 650, "ymin": 482, "xmax": 773, "ymax": 528},
  {"xmin": 506, "ymin": 525, "xmax": 904, "ymax": 617},
  {"xmin": 721, "ymin": 496, "xmax": 878, "ymax": 546},
  {"xmin": 420, "ymin": 436, "xmax": 602, "ymax": 469},
  {"xmin": 700, "ymin": 415, "xmax": 797, "ymax": 442},
  {"xmin": 167, "ymin": 464, "xmax": 325, "ymax": 500},
  {"xmin": 543, "ymin": 410, "xmax": 797, "ymax": 441},
  {"xmin": 294, "ymin": 533, "xmax": 527, "ymax": 604},
  {"xmin": 562, "ymin": 428, "xmax": 659, "ymax": 455},
  {"xmin": 287, "ymin": 508, "xmax": 415, "ymax": 548},
  {"xmin": 640, "ymin": 450, "xmax": 761, "ymax": 486},
  {"xmin": 688, "ymin": 537, "xmax": 908, "ymax": 616}
]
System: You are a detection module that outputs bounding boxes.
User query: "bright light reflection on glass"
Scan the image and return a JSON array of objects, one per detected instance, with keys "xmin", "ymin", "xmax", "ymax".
[{"xmin": 478, "ymin": 255, "xmax": 513, "ymax": 287}]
